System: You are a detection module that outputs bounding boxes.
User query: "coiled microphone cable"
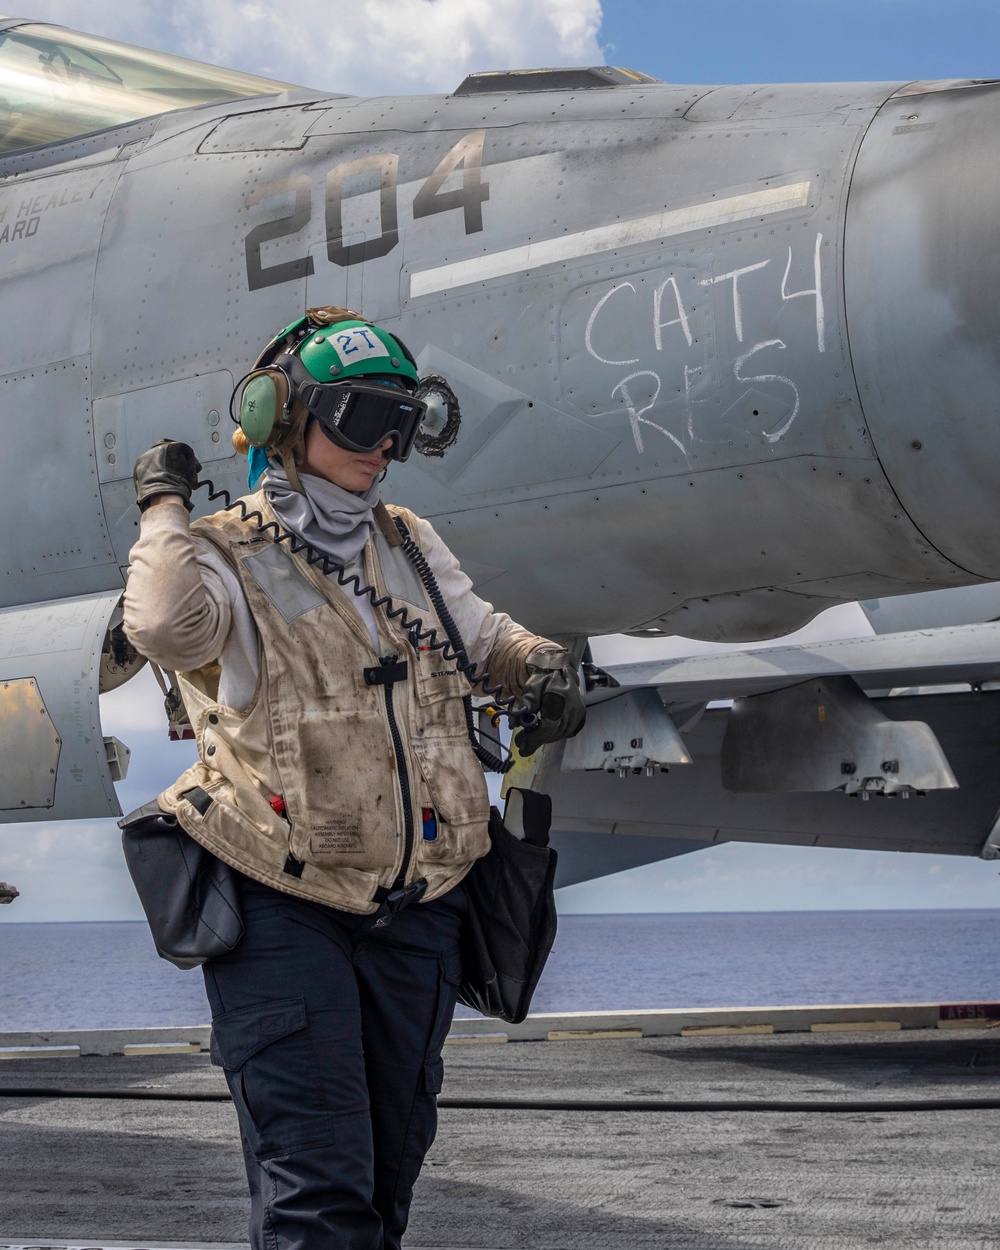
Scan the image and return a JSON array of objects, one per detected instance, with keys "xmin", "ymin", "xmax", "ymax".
[{"xmin": 194, "ymin": 478, "xmax": 538, "ymax": 773}]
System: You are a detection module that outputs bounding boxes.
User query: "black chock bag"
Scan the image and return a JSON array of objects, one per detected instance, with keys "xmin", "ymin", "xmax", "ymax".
[
  {"xmin": 457, "ymin": 787, "xmax": 558, "ymax": 1024},
  {"xmin": 119, "ymin": 797, "xmax": 244, "ymax": 970}
]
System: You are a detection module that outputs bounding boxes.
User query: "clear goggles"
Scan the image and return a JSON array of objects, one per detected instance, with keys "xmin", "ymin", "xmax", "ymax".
[{"xmin": 298, "ymin": 378, "xmax": 427, "ymax": 462}]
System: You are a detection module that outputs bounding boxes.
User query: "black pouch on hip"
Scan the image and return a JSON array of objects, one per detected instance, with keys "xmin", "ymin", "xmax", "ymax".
[
  {"xmin": 119, "ymin": 797, "xmax": 244, "ymax": 970},
  {"xmin": 457, "ymin": 787, "xmax": 558, "ymax": 1025}
]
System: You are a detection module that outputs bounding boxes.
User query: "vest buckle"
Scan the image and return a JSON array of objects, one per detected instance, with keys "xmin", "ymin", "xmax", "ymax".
[
  {"xmin": 364, "ymin": 658, "xmax": 409, "ymax": 687},
  {"xmin": 371, "ymin": 877, "xmax": 427, "ymax": 928}
]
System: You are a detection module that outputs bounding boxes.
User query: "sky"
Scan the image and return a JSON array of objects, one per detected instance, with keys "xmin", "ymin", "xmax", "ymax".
[
  {"xmin": 3, "ymin": 0, "xmax": 1000, "ymax": 921},
  {"xmin": 18, "ymin": 0, "xmax": 1000, "ymax": 94}
]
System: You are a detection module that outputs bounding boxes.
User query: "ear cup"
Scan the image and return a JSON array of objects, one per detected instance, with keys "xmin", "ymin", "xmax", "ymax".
[{"xmin": 239, "ymin": 369, "xmax": 291, "ymax": 446}]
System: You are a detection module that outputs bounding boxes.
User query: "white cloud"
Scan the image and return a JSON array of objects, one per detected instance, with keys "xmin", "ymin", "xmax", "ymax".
[
  {"xmin": 23, "ymin": 0, "xmax": 604, "ymax": 97},
  {"xmin": 18, "ymin": 1, "xmax": 172, "ymax": 51},
  {"xmin": 178, "ymin": 0, "xmax": 603, "ymax": 95}
]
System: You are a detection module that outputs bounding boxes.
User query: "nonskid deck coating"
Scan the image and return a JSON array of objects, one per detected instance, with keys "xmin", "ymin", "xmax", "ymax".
[{"xmin": 1, "ymin": 1026, "xmax": 999, "ymax": 1249}]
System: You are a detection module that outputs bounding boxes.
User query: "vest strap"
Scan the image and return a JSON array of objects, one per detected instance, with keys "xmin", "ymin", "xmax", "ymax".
[
  {"xmin": 283, "ymin": 853, "xmax": 305, "ymax": 879},
  {"xmin": 180, "ymin": 786, "xmax": 214, "ymax": 816}
]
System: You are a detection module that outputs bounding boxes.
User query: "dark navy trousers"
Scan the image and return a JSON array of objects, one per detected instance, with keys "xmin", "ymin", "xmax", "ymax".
[{"xmin": 203, "ymin": 873, "xmax": 466, "ymax": 1250}]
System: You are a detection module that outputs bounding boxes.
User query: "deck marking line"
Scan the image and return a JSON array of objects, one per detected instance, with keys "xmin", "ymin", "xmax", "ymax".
[
  {"xmin": 409, "ymin": 180, "xmax": 811, "ymax": 298},
  {"xmin": 0, "ymin": 1045, "xmax": 80, "ymax": 1059},
  {"xmin": 0, "ymin": 1245, "xmax": 481, "ymax": 1250},
  {"xmin": 681, "ymin": 1024, "xmax": 775, "ymax": 1036},
  {"xmin": 445, "ymin": 1032, "xmax": 508, "ymax": 1044},
  {"xmin": 0, "ymin": 1242, "xmax": 248, "ymax": 1250},
  {"xmin": 547, "ymin": 1028, "xmax": 644, "ymax": 1041},
  {"xmin": 122, "ymin": 1042, "xmax": 201, "ymax": 1056},
  {"xmin": 810, "ymin": 1020, "xmax": 902, "ymax": 1033}
]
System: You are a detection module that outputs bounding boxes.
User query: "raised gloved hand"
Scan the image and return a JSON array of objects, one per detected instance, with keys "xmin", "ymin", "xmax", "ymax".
[
  {"xmin": 133, "ymin": 440, "xmax": 202, "ymax": 513},
  {"xmin": 514, "ymin": 646, "xmax": 586, "ymax": 756}
]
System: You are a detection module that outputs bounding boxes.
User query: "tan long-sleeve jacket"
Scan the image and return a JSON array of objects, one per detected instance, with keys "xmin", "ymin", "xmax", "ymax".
[{"xmin": 124, "ymin": 492, "xmax": 548, "ymax": 913}]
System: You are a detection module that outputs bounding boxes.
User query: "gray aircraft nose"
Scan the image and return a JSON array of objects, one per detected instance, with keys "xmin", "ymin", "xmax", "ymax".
[{"xmin": 846, "ymin": 80, "xmax": 1000, "ymax": 579}]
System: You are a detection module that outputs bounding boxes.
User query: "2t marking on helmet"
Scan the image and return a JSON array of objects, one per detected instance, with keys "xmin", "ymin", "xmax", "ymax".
[{"xmin": 333, "ymin": 328, "xmax": 388, "ymax": 363}]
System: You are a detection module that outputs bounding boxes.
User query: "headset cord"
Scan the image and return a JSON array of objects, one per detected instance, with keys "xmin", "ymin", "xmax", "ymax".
[
  {"xmin": 195, "ymin": 479, "xmax": 537, "ymax": 773},
  {"xmin": 391, "ymin": 515, "xmax": 509, "ymax": 773}
]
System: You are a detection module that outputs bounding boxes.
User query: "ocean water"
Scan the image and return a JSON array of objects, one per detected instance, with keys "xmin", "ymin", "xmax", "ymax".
[{"xmin": 1, "ymin": 911, "xmax": 998, "ymax": 1032}]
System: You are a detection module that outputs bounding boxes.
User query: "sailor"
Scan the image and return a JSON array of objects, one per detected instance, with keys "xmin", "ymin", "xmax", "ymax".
[{"xmin": 122, "ymin": 308, "xmax": 585, "ymax": 1250}]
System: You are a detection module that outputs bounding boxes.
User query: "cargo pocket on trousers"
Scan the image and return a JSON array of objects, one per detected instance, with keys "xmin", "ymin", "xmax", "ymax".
[
  {"xmin": 424, "ymin": 948, "xmax": 463, "ymax": 1095},
  {"xmin": 210, "ymin": 996, "xmax": 321, "ymax": 1158}
]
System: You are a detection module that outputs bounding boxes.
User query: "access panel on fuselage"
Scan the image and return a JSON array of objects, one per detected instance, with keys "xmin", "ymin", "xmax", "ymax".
[{"xmin": 0, "ymin": 158, "xmax": 123, "ymax": 609}]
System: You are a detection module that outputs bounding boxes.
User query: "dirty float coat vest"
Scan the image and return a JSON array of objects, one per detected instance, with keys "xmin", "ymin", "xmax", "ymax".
[{"xmin": 156, "ymin": 493, "xmax": 491, "ymax": 914}]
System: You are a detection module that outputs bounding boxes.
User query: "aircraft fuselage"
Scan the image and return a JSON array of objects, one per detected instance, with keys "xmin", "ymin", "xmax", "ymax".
[{"xmin": 2, "ymin": 75, "xmax": 998, "ymax": 644}]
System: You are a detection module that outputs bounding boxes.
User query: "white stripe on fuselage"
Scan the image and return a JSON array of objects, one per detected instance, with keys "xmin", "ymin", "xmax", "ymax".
[{"xmin": 409, "ymin": 180, "xmax": 811, "ymax": 299}]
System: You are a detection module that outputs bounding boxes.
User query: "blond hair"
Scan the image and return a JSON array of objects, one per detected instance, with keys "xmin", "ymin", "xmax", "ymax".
[{"xmin": 231, "ymin": 426, "xmax": 251, "ymax": 457}]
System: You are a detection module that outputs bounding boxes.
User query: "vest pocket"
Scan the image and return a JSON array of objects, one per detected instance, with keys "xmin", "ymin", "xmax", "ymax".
[
  {"xmin": 411, "ymin": 738, "xmax": 490, "ymax": 864},
  {"xmin": 282, "ymin": 709, "xmax": 401, "ymax": 872},
  {"xmin": 413, "ymin": 647, "xmax": 470, "ymax": 706}
]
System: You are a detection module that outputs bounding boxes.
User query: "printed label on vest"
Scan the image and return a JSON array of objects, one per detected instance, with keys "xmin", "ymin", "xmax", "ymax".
[{"xmin": 311, "ymin": 820, "xmax": 366, "ymax": 857}]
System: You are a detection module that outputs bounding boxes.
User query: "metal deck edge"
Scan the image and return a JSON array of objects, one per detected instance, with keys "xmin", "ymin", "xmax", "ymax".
[{"xmin": 1, "ymin": 1000, "xmax": 997, "ymax": 1056}]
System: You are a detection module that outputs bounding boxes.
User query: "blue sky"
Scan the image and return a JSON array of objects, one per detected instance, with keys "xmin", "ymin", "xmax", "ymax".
[
  {"xmin": 602, "ymin": 0, "xmax": 1000, "ymax": 86},
  {"xmin": 3, "ymin": 0, "xmax": 1000, "ymax": 920}
]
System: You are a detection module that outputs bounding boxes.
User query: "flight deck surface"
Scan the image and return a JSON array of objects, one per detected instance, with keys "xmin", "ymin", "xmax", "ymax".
[{"xmin": 1, "ymin": 1024, "xmax": 998, "ymax": 1249}]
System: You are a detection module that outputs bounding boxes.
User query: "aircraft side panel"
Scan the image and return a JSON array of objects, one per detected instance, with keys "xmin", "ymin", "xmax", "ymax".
[
  {"xmin": 0, "ymin": 160, "xmax": 123, "ymax": 609},
  {"xmin": 0, "ymin": 590, "xmax": 125, "ymax": 823}
]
